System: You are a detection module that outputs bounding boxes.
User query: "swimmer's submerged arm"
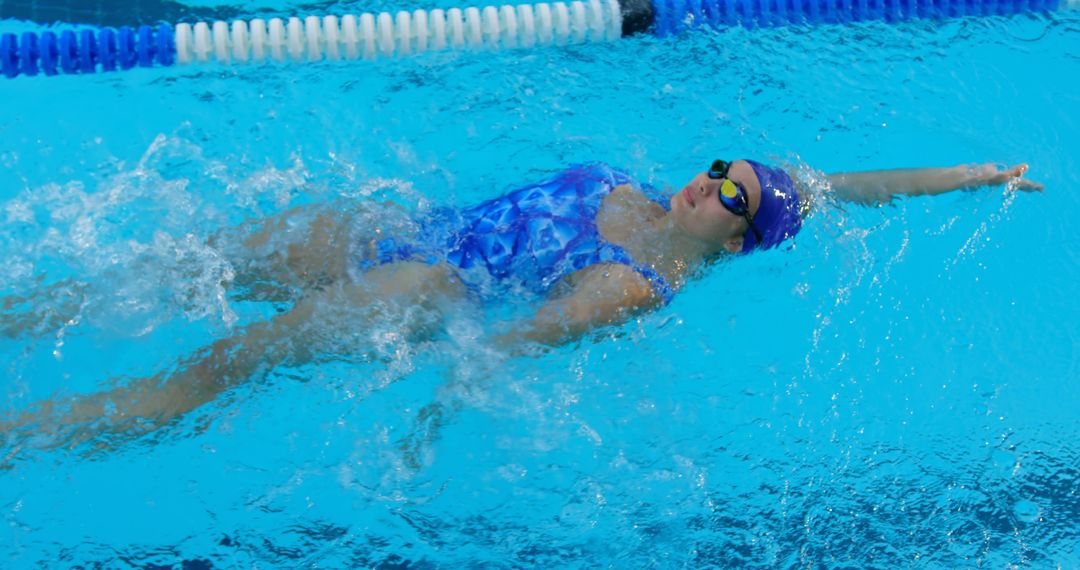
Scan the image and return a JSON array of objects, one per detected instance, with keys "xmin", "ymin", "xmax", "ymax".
[
  {"xmin": 7, "ymin": 300, "xmax": 318, "ymax": 451},
  {"xmin": 827, "ymin": 163, "xmax": 1042, "ymax": 204},
  {"xmin": 498, "ymin": 265, "xmax": 660, "ymax": 348}
]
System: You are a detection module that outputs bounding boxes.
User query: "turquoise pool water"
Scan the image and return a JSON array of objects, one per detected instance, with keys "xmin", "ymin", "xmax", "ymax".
[{"xmin": 1, "ymin": 4, "xmax": 1078, "ymax": 568}]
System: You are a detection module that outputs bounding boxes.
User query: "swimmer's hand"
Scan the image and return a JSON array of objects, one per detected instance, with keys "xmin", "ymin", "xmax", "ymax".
[{"xmin": 966, "ymin": 163, "xmax": 1044, "ymax": 192}]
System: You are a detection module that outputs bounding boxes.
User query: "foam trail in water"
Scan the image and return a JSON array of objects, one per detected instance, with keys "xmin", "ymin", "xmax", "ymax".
[
  {"xmin": 950, "ymin": 184, "xmax": 1018, "ymax": 268},
  {"xmin": 0, "ymin": 133, "xmax": 335, "ymax": 360}
]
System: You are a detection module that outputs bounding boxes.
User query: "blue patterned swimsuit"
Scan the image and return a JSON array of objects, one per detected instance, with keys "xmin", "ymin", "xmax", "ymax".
[{"xmin": 361, "ymin": 164, "xmax": 675, "ymax": 303}]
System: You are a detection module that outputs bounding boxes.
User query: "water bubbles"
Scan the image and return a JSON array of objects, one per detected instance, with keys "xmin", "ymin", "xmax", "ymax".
[
  {"xmin": 496, "ymin": 463, "xmax": 528, "ymax": 481},
  {"xmin": 1, "ymin": 151, "xmax": 18, "ymax": 168}
]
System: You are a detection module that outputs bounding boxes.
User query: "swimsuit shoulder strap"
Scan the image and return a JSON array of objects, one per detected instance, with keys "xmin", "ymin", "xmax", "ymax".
[
  {"xmin": 590, "ymin": 168, "xmax": 676, "ymax": 304},
  {"xmin": 631, "ymin": 263, "xmax": 676, "ymax": 305},
  {"xmin": 601, "ymin": 243, "xmax": 676, "ymax": 305}
]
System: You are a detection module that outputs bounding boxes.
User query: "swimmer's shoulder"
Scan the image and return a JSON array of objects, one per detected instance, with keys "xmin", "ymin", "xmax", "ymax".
[
  {"xmin": 786, "ymin": 168, "xmax": 817, "ymax": 217},
  {"xmin": 609, "ymin": 183, "xmax": 666, "ymax": 218}
]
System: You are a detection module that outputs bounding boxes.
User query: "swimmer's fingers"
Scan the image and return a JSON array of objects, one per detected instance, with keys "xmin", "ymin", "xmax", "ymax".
[
  {"xmin": 971, "ymin": 163, "xmax": 1043, "ymax": 192},
  {"xmin": 995, "ymin": 164, "xmax": 1044, "ymax": 192},
  {"xmin": 1010, "ymin": 177, "xmax": 1044, "ymax": 192}
]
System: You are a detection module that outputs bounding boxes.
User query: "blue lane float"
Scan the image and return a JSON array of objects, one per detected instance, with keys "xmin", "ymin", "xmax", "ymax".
[{"xmin": 0, "ymin": 0, "xmax": 1075, "ymax": 78}]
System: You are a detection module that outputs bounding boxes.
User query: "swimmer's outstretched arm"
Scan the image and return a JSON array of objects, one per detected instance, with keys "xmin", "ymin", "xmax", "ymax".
[
  {"xmin": 496, "ymin": 265, "xmax": 659, "ymax": 347},
  {"xmin": 827, "ymin": 163, "xmax": 1042, "ymax": 204}
]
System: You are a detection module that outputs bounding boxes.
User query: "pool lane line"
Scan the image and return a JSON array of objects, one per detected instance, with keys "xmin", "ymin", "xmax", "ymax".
[{"xmin": 1, "ymin": 0, "xmax": 1073, "ymax": 79}]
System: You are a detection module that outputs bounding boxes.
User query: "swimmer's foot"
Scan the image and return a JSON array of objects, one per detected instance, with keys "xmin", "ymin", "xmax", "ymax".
[{"xmin": 398, "ymin": 402, "xmax": 448, "ymax": 471}]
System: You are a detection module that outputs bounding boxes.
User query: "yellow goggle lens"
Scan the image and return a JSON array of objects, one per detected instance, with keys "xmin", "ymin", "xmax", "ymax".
[{"xmin": 720, "ymin": 179, "xmax": 739, "ymax": 198}]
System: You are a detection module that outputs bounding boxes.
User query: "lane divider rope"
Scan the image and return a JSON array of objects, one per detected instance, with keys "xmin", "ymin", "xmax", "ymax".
[
  {"xmin": 174, "ymin": 0, "xmax": 619, "ymax": 65},
  {"xmin": 1, "ymin": 0, "xmax": 1072, "ymax": 79}
]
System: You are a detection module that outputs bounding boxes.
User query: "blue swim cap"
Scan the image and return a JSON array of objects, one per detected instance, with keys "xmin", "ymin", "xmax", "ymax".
[{"xmin": 741, "ymin": 160, "xmax": 803, "ymax": 252}]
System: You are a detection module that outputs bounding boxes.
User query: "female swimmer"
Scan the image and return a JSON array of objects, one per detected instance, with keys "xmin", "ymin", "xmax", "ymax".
[{"xmin": 1, "ymin": 159, "xmax": 1041, "ymax": 449}]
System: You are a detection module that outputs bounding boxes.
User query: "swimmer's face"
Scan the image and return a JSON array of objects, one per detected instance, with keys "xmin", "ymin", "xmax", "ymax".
[{"xmin": 672, "ymin": 160, "xmax": 760, "ymax": 253}]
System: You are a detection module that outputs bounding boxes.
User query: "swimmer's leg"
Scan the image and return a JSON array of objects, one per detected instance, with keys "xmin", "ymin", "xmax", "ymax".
[
  {"xmin": 0, "ymin": 277, "xmax": 88, "ymax": 339},
  {"xmin": 1, "ymin": 206, "xmax": 354, "ymax": 338},
  {"xmin": 209, "ymin": 204, "xmax": 360, "ymax": 302},
  {"xmin": 2, "ymin": 262, "xmax": 467, "ymax": 458}
]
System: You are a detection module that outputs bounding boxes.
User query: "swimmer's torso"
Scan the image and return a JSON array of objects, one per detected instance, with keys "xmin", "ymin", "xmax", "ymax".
[{"xmin": 362, "ymin": 164, "xmax": 673, "ymax": 300}]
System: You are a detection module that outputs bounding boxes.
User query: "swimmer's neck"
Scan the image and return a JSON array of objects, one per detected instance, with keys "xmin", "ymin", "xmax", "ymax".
[
  {"xmin": 599, "ymin": 185, "xmax": 729, "ymax": 283},
  {"xmin": 621, "ymin": 212, "xmax": 728, "ymax": 283}
]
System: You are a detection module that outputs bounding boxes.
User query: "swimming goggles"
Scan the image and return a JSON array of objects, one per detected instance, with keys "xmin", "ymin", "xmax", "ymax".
[{"xmin": 708, "ymin": 159, "xmax": 763, "ymax": 243}]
